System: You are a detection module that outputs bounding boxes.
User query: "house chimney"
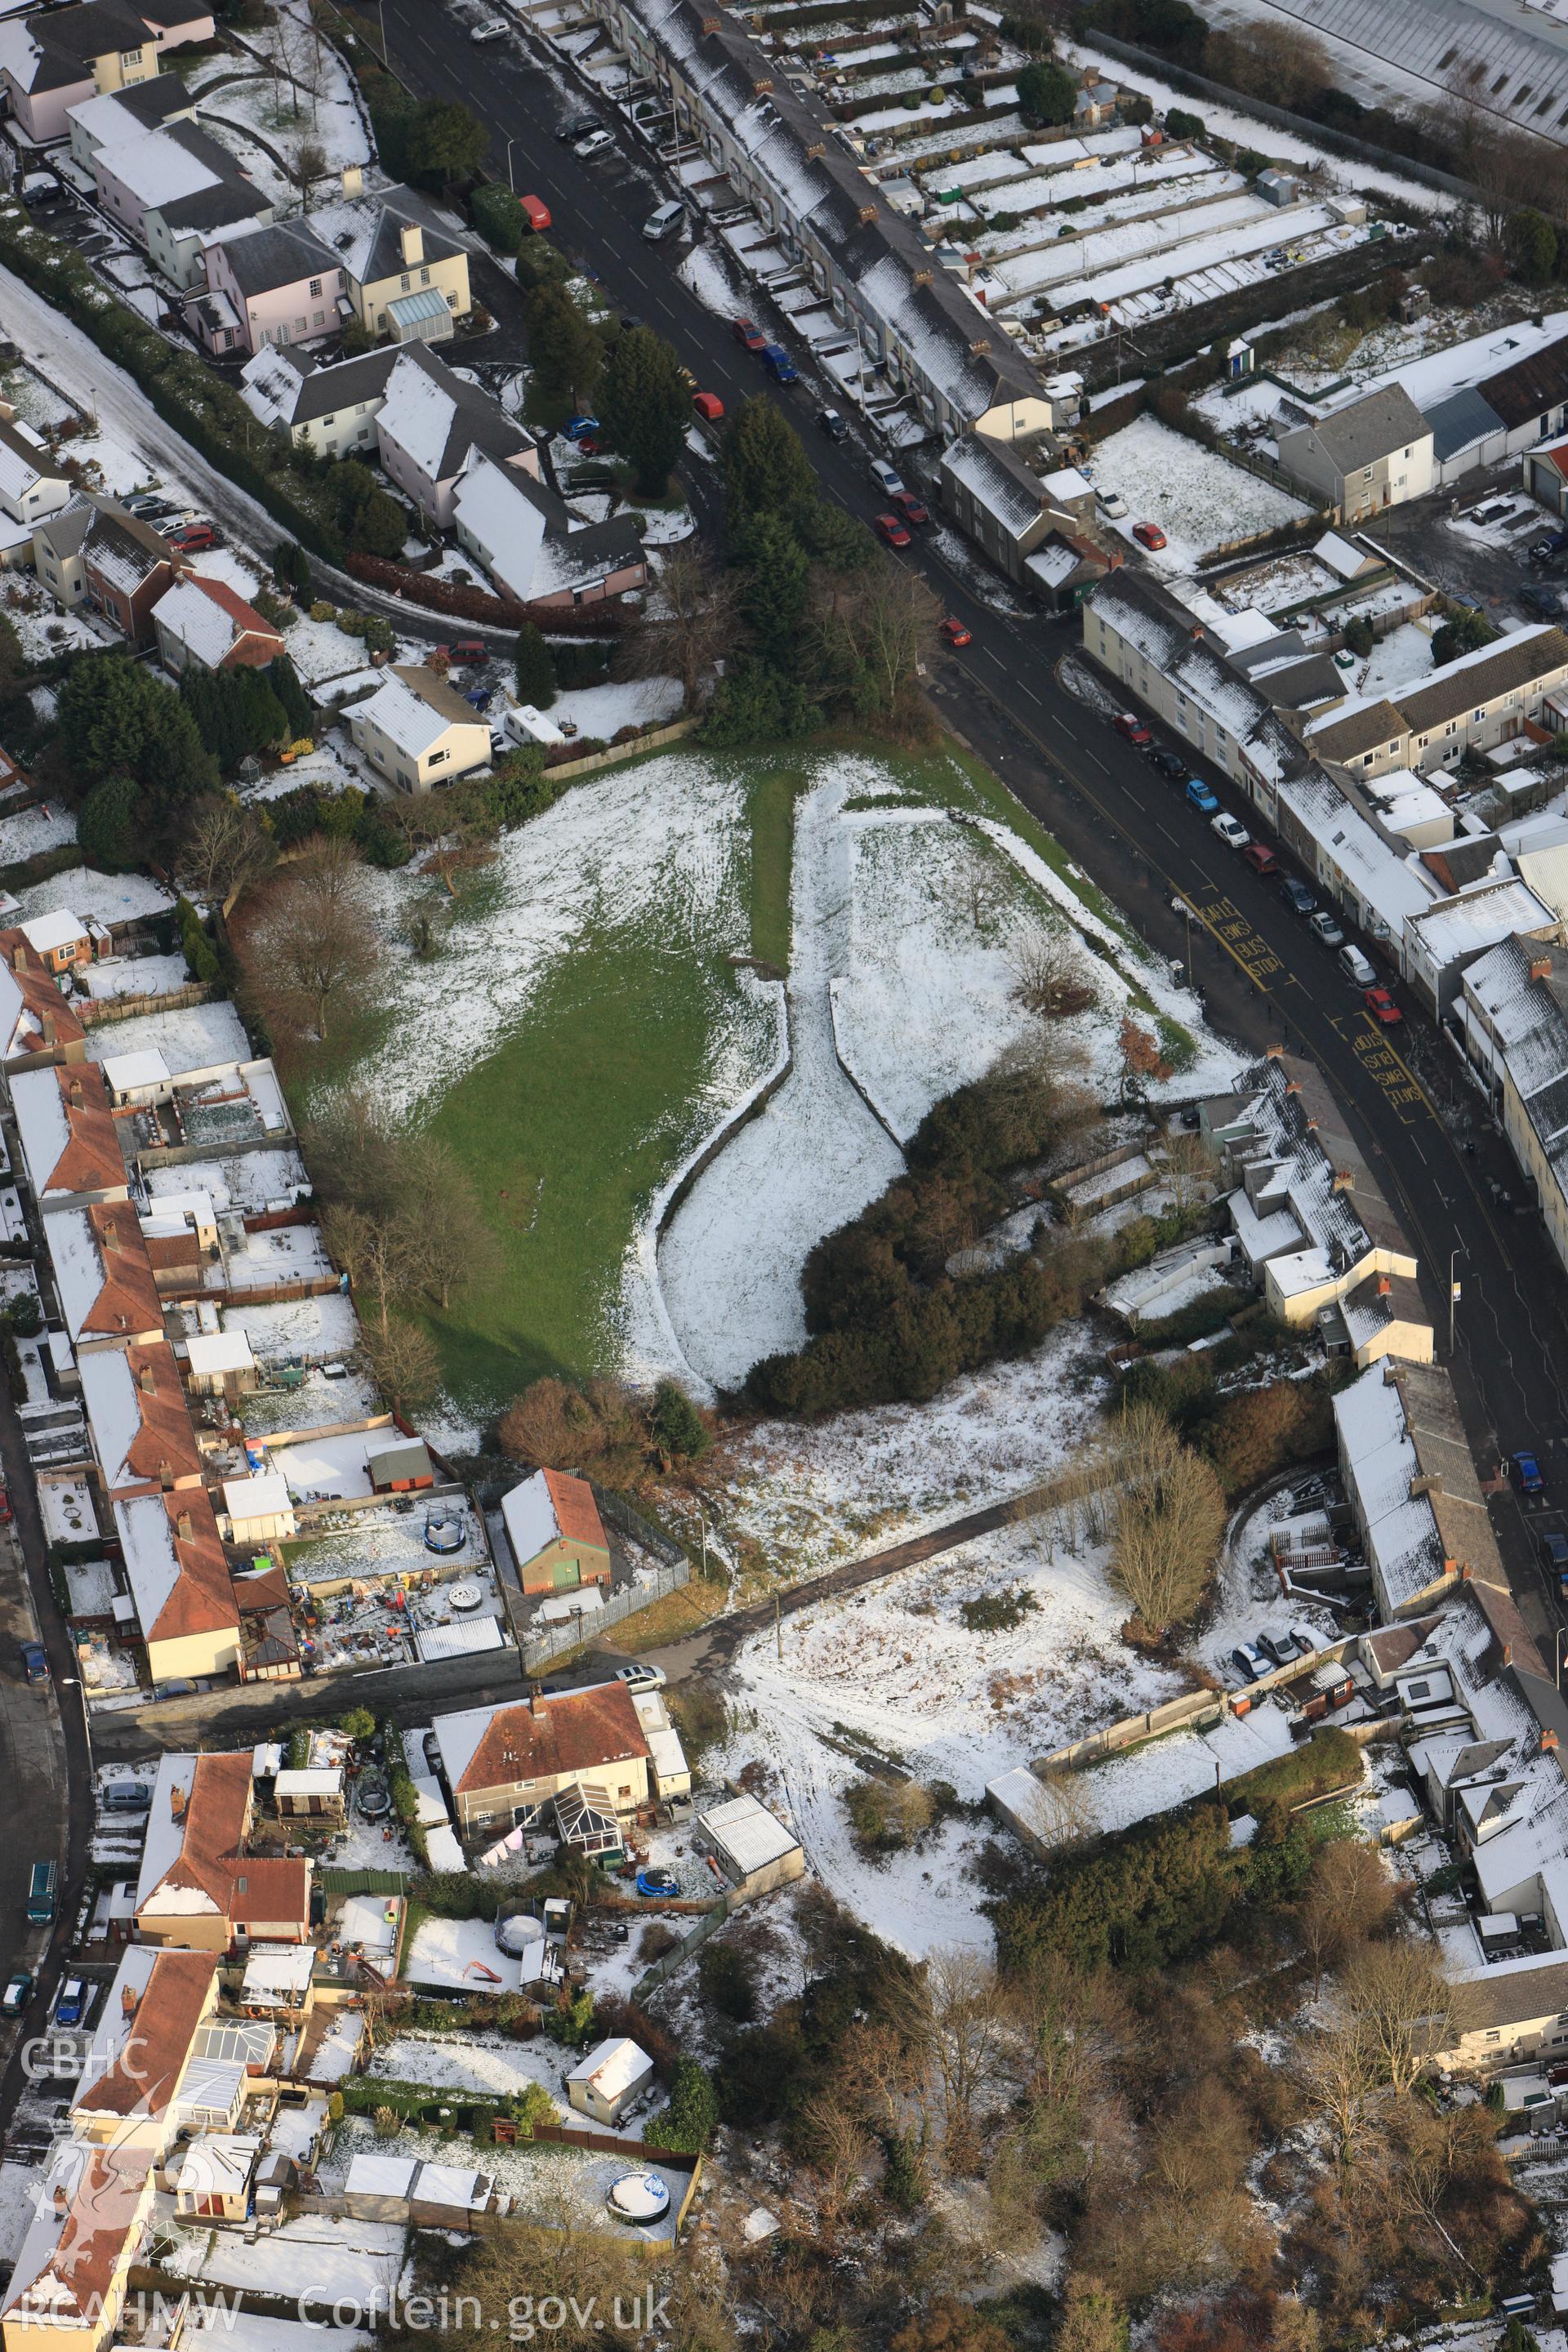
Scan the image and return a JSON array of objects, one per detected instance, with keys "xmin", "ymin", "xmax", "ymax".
[
  {"xmin": 1377, "ymin": 1275, "xmax": 1392, "ymax": 1296},
  {"xmin": 120, "ymin": 1981, "xmax": 139, "ymax": 2018},
  {"xmin": 1332, "ymin": 1169, "xmax": 1356, "ymax": 1192},
  {"xmin": 40, "ymin": 1012, "xmax": 54, "ymax": 1045},
  {"xmin": 399, "ymin": 222, "xmax": 423, "ymax": 268},
  {"xmin": 1532, "ymin": 957, "xmax": 1553, "ymax": 982},
  {"xmin": 158, "ymin": 1459, "xmax": 173, "ymax": 1491},
  {"xmin": 104, "ymin": 1218, "xmax": 120, "ymax": 1253},
  {"xmin": 1545, "ymin": 1728, "xmax": 1561, "ymax": 1753},
  {"xmin": 68, "ymin": 1076, "xmax": 82, "ymax": 1106},
  {"xmin": 176, "ymin": 1510, "xmax": 193, "ymax": 1541},
  {"xmin": 859, "ymin": 203, "xmax": 878, "ymax": 225},
  {"xmin": 341, "ymin": 164, "xmax": 363, "ymax": 199},
  {"xmin": 1410, "ymin": 1472, "xmax": 1441, "ymax": 1499},
  {"xmin": 171, "ymin": 1783, "xmax": 187, "ymax": 1820},
  {"xmin": 139, "ymin": 1362, "xmax": 155, "ymax": 1393},
  {"xmin": 1266, "ymin": 1042, "xmax": 1285, "ymax": 1059}
]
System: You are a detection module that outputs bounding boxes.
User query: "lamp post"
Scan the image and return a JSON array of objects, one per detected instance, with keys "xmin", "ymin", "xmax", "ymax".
[{"xmin": 506, "ymin": 136, "xmax": 518, "ymax": 194}]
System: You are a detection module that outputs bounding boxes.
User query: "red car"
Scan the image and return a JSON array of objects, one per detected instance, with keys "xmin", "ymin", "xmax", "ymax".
[
  {"xmin": 452, "ymin": 638, "xmax": 485, "ymax": 664},
  {"xmin": 875, "ymin": 512, "xmax": 911, "ymax": 549},
  {"xmin": 939, "ymin": 617, "xmax": 972, "ymax": 648},
  {"xmin": 1241, "ymin": 843, "xmax": 1278, "ymax": 876},
  {"xmin": 691, "ymin": 390, "xmax": 724, "ymax": 423},
  {"xmin": 519, "ymin": 194, "xmax": 551, "ymax": 234},
  {"xmin": 1132, "ymin": 521, "xmax": 1168, "ymax": 551},
  {"xmin": 1365, "ymin": 986, "xmax": 1402, "ymax": 1025},
  {"xmin": 167, "ymin": 522, "xmax": 214, "ymax": 551},
  {"xmin": 732, "ymin": 316, "xmax": 767, "ymax": 353},
  {"xmin": 890, "ymin": 489, "xmax": 930, "ymax": 527},
  {"xmin": 1113, "ymin": 711, "xmax": 1152, "ymax": 746}
]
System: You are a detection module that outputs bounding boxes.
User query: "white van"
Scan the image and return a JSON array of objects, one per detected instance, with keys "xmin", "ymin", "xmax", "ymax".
[
  {"xmin": 643, "ymin": 200, "xmax": 686, "ymax": 242},
  {"xmin": 1338, "ymin": 942, "xmax": 1377, "ymax": 987}
]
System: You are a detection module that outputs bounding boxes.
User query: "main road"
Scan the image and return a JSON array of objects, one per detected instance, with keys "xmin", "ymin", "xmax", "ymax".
[{"xmin": 363, "ymin": 1, "xmax": 1568, "ymax": 1639}]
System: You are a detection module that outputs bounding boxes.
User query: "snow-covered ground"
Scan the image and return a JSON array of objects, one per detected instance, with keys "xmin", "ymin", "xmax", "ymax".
[
  {"xmin": 15, "ymin": 865, "xmax": 172, "ymax": 929},
  {"xmin": 160, "ymin": 2207, "xmax": 403, "ymax": 2312},
  {"xmin": 1089, "ymin": 416, "xmax": 1312, "ymax": 568},
  {"xmin": 659, "ymin": 763, "xmax": 905, "ymax": 1390},
  {"xmin": 0, "ymin": 798, "xmax": 75, "ymax": 866},
  {"xmin": 368, "ymin": 2029, "xmax": 668, "ymax": 2138},
  {"xmin": 1357, "ymin": 618, "xmax": 1435, "ymax": 699},
  {"xmin": 84, "ymin": 998, "xmax": 251, "ymax": 1076}
]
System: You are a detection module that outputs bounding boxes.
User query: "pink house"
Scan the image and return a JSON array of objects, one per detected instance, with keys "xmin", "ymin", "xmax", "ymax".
[
  {"xmin": 193, "ymin": 220, "xmax": 349, "ymax": 358},
  {"xmin": 0, "ymin": 0, "xmax": 212, "ymax": 147}
]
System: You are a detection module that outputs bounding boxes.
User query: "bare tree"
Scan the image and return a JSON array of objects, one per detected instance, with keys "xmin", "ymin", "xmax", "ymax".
[
  {"xmin": 1007, "ymin": 922, "xmax": 1096, "ymax": 1020},
  {"xmin": 271, "ymin": 2, "xmax": 322, "ymax": 126},
  {"xmin": 181, "ymin": 795, "xmax": 276, "ymax": 914},
  {"xmin": 796, "ymin": 2093, "xmax": 872, "ymax": 2232},
  {"xmin": 921, "ymin": 1948, "xmax": 1010, "ymax": 2177},
  {"xmin": 849, "ymin": 562, "xmax": 943, "ymax": 721},
  {"xmin": 1291, "ymin": 2007, "xmax": 1383, "ymax": 2164},
  {"xmin": 1161, "ymin": 1126, "xmax": 1217, "ymax": 1214},
  {"xmin": 619, "ymin": 546, "xmax": 741, "ymax": 714},
  {"xmin": 1343, "ymin": 1939, "xmax": 1450, "ymax": 2096},
  {"xmin": 1106, "ymin": 1401, "xmax": 1226, "ymax": 1633},
  {"xmin": 361, "ymin": 1317, "xmax": 442, "ymax": 1418},
  {"xmin": 1009, "ymin": 1764, "xmax": 1093, "ymax": 1853},
  {"xmin": 322, "ymin": 1203, "xmax": 421, "ymax": 1338},
  {"xmin": 1294, "ymin": 1838, "xmax": 1395, "ymax": 1997},
  {"xmin": 252, "ymin": 842, "xmax": 380, "ymax": 1042},
  {"xmin": 400, "ymin": 1134, "xmax": 501, "ymax": 1312},
  {"xmin": 1217, "ymin": 20, "xmax": 1331, "ymax": 109}
]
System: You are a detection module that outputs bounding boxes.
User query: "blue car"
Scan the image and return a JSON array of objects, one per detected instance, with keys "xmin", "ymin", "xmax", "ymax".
[
  {"xmin": 562, "ymin": 414, "xmax": 600, "ymax": 443},
  {"xmin": 1185, "ymin": 777, "xmax": 1219, "ymax": 814},
  {"xmin": 1515, "ymin": 1449, "xmax": 1546, "ymax": 1494},
  {"xmin": 55, "ymin": 1978, "xmax": 87, "ymax": 2028},
  {"xmin": 760, "ymin": 344, "xmax": 798, "ymax": 384}
]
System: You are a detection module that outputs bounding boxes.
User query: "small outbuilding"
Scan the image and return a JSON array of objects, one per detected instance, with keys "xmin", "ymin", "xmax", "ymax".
[
  {"xmin": 240, "ymin": 1944, "xmax": 317, "ymax": 2020},
  {"xmin": 692, "ymin": 1792, "xmax": 805, "ymax": 1901},
  {"xmin": 367, "ymin": 1437, "xmax": 434, "ymax": 1493},
  {"xmin": 220, "ymin": 1469, "xmax": 297, "ymax": 1545},
  {"xmin": 174, "ymin": 2132, "xmax": 263, "ymax": 2221},
  {"xmin": 185, "ymin": 1329, "xmax": 259, "ymax": 1400},
  {"xmin": 568, "ymin": 2035, "xmax": 657, "ymax": 2127},
  {"xmin": 274, "ymin": 1767, "xmax": 345, "ymax": 1822},
  {"xmin": 501, "ymin": 1466, "xmax": 612, "ymax": 1597}
]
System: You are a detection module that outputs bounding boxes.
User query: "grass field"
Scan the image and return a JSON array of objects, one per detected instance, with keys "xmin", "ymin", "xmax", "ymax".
[{"xmin": 269, "ymin": 737, "xmax": 1162, "ymax": 1435}]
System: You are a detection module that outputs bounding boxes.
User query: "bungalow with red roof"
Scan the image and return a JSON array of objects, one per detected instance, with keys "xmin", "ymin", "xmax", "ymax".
[
  {"xmin": 45, "ymin": 1200, "xmax": 163, "ymax": 1355},
  {"xmin": 152, "ymin": 572, "xmax": 287, "ymax": 675},
  {"xmin": 78, "ymin": 1339, "xmax": 203, "ymax": 1499},
  {"xmin": 431, "ymin": 1682, "xmax": 654, "ymax": 1836},
  {"xmin": 112, "ymin": 1486, "xmax": 240, "ymax": 1686},
  {"xmin": 0, "ymin": 2143, "xmax": 155, "ymax": 2352},
  {"xmin": 134, "ymin": 1748, "xmax": 308, "ymax": 1949},
  {"xmin": 0, "ymin": 929, "xmax": 87, "ymax": 1072},
  {"xmin": 70, "ymin": 1944, "xmax": 220, "ymax": 2152},
  {"xmin": 501, "ymin": 1465, "xmax": 611, "ymax": 1597},
  {"xmin": 10, "ymin": 1062, "xmax": 127, "ymax": 1211}
]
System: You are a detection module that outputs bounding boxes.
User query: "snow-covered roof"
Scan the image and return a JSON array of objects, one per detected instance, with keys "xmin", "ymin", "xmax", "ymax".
[
  {"xmin": 174, "ymin": 2134, "xmax": 261, "ymax": 2198},
  {"xmin": 697, "ymin": 1791, "xmax": 801, "ymax": 1875},
  {"xmin": 1408, "ymin": 877, "xmax": 1557, "ymax": 969},
  {"xmin": 501, "ymin": 1466, "xmax": 605, "ymax": 1569},
  {"xmin": 345, "ymin": 2152, "xmax": 418, "ymax": 2200},
  {"xmin": 0, "ymin": 416, "xmax": 58, "ymax": 506},
  {"xmin": 305, "ymin": 186, "xmax": 464, "ymax": 288},
  {"xmin": 154, "ymin": 573, "xmax": 281, "ymax": 669},
  {"xmin": 95, "ymin": 122, "xmax": 235, "ymax": 214},
  {"xmin": 1314, "ymin": 529, "xmax": 1367, "ymax": 580},
  {"xmin": 222, "ymin": 1471, "xmax": 292, "ymax": 1521},
  {"xmin": 100, "ymin": 1047, "xmax": 171, "ymax": 1095},
  {"xmin": 566, "ymin": 2035, "xmax": 654, "ymax": 2100},
  {"xmin": 451, "ymin": 452, "xmax": 547, "ymax": 603},
  {"xmin": 350, "ymin": 666, "xmax": 487, "ymax": 760},
  {"xmin": 274, "ymin": 1769, "xmax": 342, "ymax": 1797},
  {"xmin": 185, "ymin": 1330, "xmax": 255, "ymax": 1376},
  {"xmin": 20, "ymin": 909, "xmax": 88, "ymax": 956}
]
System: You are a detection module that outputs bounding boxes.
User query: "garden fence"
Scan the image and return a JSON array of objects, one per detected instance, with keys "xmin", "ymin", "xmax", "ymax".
[{"xmin": 519, "ymin": 1557, "xmax": 691, "ymax": 1670}]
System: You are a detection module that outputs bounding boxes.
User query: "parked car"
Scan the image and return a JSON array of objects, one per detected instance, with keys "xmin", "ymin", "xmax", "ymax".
[
  {"xmin": 875, "ymin": 511, "xmax": 911, "ymax": 549},
  {"xmin": 1514, "ymin": 1449, "xmax": 1546, "ymax": 1494},
  {"xmin": 1241, "ymin": 843, "xmax": 1278, "ymax": 875},
  {"xmin": 1337, "ymin": 942, "xmax": 1377, "ymax": 987},
  {"xmin": 1287, "ymin": 1624, "xmax": 1318, "ymax": 1658},
  {"xmin": 562, "ymin": 414, "xmax": 600, "ymax": 443},
  {"xmin": 1530, "ymin": 529, "xmax": 1568, "ymax": 562},
  {"xmin": 636, "ymin": 1868, "xmax": 680, "ymax": 1897},
  {"xmin": 643, "ymin": 199, "xmax": 687, "ymax": 241},
  {"xmin": 1256, "ymin": 1632, "xmax": 1296, "ymax": 1668},
  {"xmin": 1212, "ymin": 812, "xmax": 1250, "ymax": 850},
  {"xmin": 469, "ymin": 16, "xmax": 508, "ymax": 39},
  {"xmin": 574, "ymin": 127, "xmax": 616, "ymax": 159},
  {"xmin": 136, "ymin": 500, "xmax": 187, "ymax": 523},
  {"xmin": 760, "ymin": 343, "xmax": 798, "ymax": 383},
  {"xmin": 1279, "ymin": 875, "xmax": 1317, "ymax": 915},
  {"xmin": 1133, "ymin": 520, "xmax": 1168, "ymax": 550},
  {"xmin": 519, "ymin": 194, "xmax": 551, "ymax": 234},
  {"xmin": 1308, "ymin": 908, "xmax": 1345, "ymax": 947},
  {"xmin": 54, "ymin": 1978, "xmax": 88, "ymax": 2028},
  {"xmin": 869, "ymin": 457, "xmax": 906, "ymax": 498},
  {"xmin": 0, "ymin": 1485, "xmax": 12, "ymax": 1523},
  {"xmin": 0, "ymin": 1972, "xmax": 30, "ymax": 2017},
  {"xmin": 816, "ymin": 407, "xmax": 848, "ymax": 441},
  {"xmin": 557, "ymin": 109, "xmax": 599, "ymax": 141},
  {"xmin": 939, "ymin": 617, "xmax": 973, "ymax": 648},
  {"xmin": 1230, "ymin": 1642, "xmax": 1270, "ymax": 1684},
  {"xmin": 616, "ymin": 1664, "xmax": 666, "ymax": 1690},
  {"xmin": 890, "ymin": 489, "xmax": 930, "ymax": 526},
  {"xmin": 167, "ymin": 523, "xmax": 214, "ymax": 550},
  {"xmin": 1148, "ymin": 747, "xmax": 1186, "ymax": 780},
  {"xmin": 1364, "ymin": 986, "xmax": 1402, "ymax": 1024},
  {"xmin": 1521, "ymin": 581, "xmax": 1561, "ymax": 617},
  {"xmin": 1113, "ymin": 711, "xmax": 1152, "ymax": 746},
  {"xmin": 1185, "ymin": 777, "xmax": 1218, "ymax": 813},
  {"xmin": 19, "ymin": 1641, "xmax": 47, "ymax": 1685},
  {"xmin": 1098, "ymin": 488, "xmax": 1128, "ymax": 519},
  {"xmin": 1541, "ymin": 1529, "xmax": 1568, "ymax": 1581},
  {"xmin": 732, "ymin": 315, "xmax": 767, "ymax": 352},
  {"xmin": 451, "ymin": 638, "xmax": 485, "ymax": 664},
  {"xmin": 691, "ymin": 390, "xmax": 724, "ymax": 423}
]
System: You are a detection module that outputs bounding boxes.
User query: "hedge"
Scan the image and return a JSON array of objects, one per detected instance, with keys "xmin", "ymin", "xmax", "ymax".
[
  {"xmin": 0, "ymin": 200, "xmax": 345, "ymax": 564},
  {"xmin": 344, "ymin": 551, "xmax": 627, "ymax": 633}
]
